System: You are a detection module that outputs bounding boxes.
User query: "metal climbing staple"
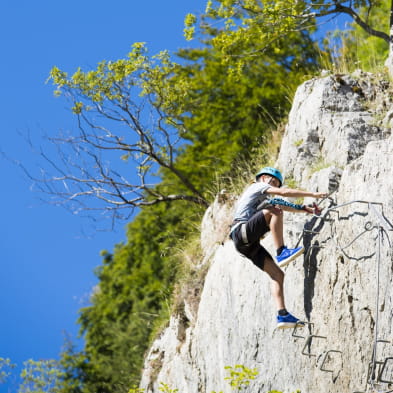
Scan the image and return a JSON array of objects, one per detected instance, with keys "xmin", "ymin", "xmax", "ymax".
[
  {"xmin": 378, "ymin": 357, "xmax": 393, "ymax": 384},
  {"xmin": 301, "ymin": 334, "xmax": 327, "ymax": 358}
]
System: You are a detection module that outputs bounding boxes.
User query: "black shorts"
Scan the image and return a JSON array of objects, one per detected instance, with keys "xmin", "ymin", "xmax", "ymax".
[{"xmin": 230, "ymin": 210, "xmax": 273, "ymax": 270}]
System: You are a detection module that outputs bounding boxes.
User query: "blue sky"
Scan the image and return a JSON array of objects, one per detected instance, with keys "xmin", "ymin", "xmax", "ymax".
[{"xmin": 0, "ymin": 1, "xmax": 205, "ymax": 391}]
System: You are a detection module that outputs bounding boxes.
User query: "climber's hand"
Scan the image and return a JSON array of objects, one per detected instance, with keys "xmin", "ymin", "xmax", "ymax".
[
  {"xmin": 312, "ymin": 192, "xmax": 328, "ymax": 199},
  {"xmin": 303, "ymin": 203, "xmax": 322, "ymax": 215},
  {"xmin": 312, "ymin": 202, "xmax": 322, "ymax": 215}
]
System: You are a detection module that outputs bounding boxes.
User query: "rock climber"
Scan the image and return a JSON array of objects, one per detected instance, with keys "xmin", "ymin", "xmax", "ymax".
[{"xmin": 229, "ymin": 167, "xmax": 327, "ymax": 329}]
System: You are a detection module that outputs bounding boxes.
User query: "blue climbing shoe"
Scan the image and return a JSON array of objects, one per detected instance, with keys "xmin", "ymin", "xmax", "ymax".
[
  {"xmin": 277, "ymin": 313, "xmax": 305, "ymax": 329},
  {"xmin": 276, "ymin": 246, "xmax": 304, "ymax": 267}
]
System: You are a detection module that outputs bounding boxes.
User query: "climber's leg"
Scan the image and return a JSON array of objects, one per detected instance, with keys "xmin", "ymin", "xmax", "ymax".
[
  {"xmin": 263, "ymin": 256, "xmax": 285, "ymax": 310},
  {"xmin": 262, "ymin": 207, "xmax": 284, "ymax": 250},
  {"xmin": 263, "ymin": 257, "xmax": 304, "ymax": 328},
  {"xmin": 264, "ymin": 207, "xmax": 304, "ymax": 267}
]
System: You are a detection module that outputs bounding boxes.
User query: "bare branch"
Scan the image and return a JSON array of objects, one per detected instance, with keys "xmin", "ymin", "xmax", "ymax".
[
  {"xmin": 24, "ymin": 87, "xmax": 208, "ymax": 223},
  {"xmin": 312, "ymin": 3, "xmax": 391, "ymax": 43}
]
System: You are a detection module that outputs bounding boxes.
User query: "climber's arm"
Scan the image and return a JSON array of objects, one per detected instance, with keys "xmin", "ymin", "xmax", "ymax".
[
  {"xmin": 278, "ymin": 204, "xmax": 317, "ymax": 214},
  {"xmin": 266, "ymin": 186, "xmax": 327, "ymax": 199},
  {"xmin": 264, "ymin": 187, "xmax": 326, "ymax": 215}
]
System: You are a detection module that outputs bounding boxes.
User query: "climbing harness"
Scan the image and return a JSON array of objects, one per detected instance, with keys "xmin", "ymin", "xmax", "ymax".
[
  {"xmin": 240, "ymin": 223, "xmax": 248, "ymax": 244},
  {"xmin": 229, "ymin": 221, "xmax": 249, "ymax": 244}
]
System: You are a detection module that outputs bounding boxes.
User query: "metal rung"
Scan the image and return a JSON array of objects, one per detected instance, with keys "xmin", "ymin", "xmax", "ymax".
[
  {"xmin": 378, "ymin": 357, "xmax": 393, "ymax": 384},
  {"xmin": 367, "ymin": 340, "xmax": 392, "ymax": 384},
  {"xmin": 319, "ymin": 350, "xmax": 343, "ymax": 373},
  {"xmin": 301, "ymin": 335, "xmax": 327, "ymax": 357},
  {"xmin": 368, "ymin": 360, "xmax": 385, "ymax": 383},
  {"xmin": 303, "ymin": 229, "xmax": 323, "ymax": 234},
  {"xmin": 292, "ymin": 321, "xmax": 314, "ymax": 339}
]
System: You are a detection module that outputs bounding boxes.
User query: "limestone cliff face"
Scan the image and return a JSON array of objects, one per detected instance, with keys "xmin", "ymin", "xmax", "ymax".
[{"xmin": 140, "ymin": 73, "xmax": 393, "ymax": 393}]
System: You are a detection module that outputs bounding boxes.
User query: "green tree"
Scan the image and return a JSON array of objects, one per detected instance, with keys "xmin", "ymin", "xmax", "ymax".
[
  {"xmin": 57, "ymin": 338, "xmax": 87, "ymax": 393},
  {"xmin": 187, "ymin": 0, "xmax": 391, "ymax": 46},
  {"xmin": 329, "ymin": 0, "xmax": 390, "ymax": 71},
  {"xmin": 170, "ymin": 37, "xmax": 317, "ymax": 185},
  {"xmin": 19, "ymin": 359, "xmax": 63, "ymax": 393},
  {"xmin": 224, "ymin": 365, "xmax": 258, "ymax": 391},
  {"xmin": 58, "ymin": 202, "xmax": 199, "ymax": 393},
  {"xmin": 186, "ymin": 0, "xmax": 393, "ymax": 74},
  {"xmin": 0, "ymin": 358, "xmax": 15, "ymax": 385}
]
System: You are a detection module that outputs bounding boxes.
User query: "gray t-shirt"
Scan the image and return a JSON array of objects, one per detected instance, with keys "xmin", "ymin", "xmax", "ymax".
[{"xmin": 233, "ymin": 182, "xmax": 271, "ymax": 221}]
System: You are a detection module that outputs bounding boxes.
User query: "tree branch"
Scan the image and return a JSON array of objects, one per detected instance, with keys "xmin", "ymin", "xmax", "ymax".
[
  {"xmin": 312, "ymin": 4, "xmax": 391, "ymax": 43},
  {"xmin": 24, "ymin": 96, "xmax": 209, "ymax": 223},
  {"xmin": 239, "ymin": 0, "xmax": 391, "ymax": 44}
]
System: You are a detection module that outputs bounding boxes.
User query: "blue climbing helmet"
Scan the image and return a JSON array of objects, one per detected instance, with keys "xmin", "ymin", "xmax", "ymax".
[{"xmin": 255, "ymin": 167, "xmax": 283, "ymax": 187}]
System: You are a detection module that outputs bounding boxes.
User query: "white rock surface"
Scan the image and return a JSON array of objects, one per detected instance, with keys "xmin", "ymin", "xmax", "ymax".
[
  {"xmin": 276, "ymin": 74, "xmax": 390, "ymax": 186},
  {"xmin": 140, "ymin": 75, "xmax": 393, "ymax": 393}
]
